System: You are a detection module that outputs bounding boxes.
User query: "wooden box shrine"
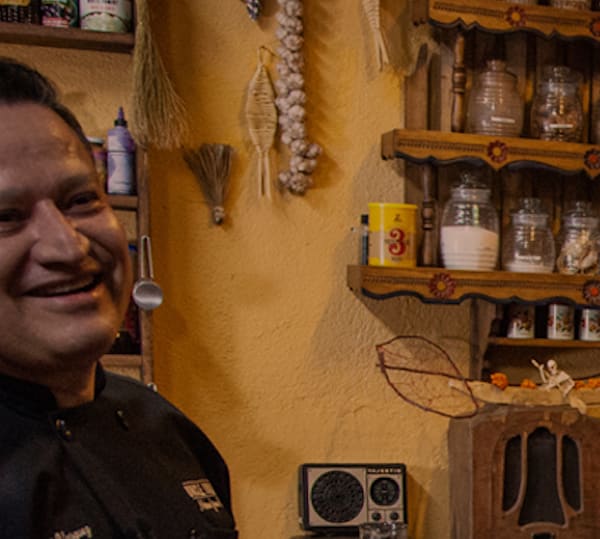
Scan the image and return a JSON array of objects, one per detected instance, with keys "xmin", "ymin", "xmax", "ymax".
[{"xmin": 448, "ymin": 404, "xmax": 600, "ymax": 538}]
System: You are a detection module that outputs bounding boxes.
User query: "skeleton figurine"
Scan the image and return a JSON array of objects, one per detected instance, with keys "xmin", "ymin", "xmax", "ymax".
[{"xmin": 532, "ymin": 358, "xmax": 575, "ymax": 397}]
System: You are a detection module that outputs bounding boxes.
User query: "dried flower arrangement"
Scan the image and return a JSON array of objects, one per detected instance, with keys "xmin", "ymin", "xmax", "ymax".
[{"xmin": 274, "ymin": 0, "xmax": 321, "ymax": 195}]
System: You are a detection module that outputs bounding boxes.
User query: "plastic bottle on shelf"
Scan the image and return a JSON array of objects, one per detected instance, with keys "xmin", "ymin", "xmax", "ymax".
[{"xmin": 106, "ymin": 106, "xmax": 136, "ymax": 195}]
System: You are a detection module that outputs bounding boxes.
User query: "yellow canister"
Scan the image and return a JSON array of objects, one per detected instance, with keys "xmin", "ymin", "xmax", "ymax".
[{"xmin": 368, "ymin": 203, "xmax": 418, "ymax": 267}]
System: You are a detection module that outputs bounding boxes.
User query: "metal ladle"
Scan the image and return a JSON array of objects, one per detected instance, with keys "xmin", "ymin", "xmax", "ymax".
[{"xmin": 132, "ymin": 235, "xmax": 164, "ymax": 311}]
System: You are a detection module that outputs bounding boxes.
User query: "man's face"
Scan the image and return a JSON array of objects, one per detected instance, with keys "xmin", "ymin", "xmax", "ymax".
[{"xmin": 0, "ymin": 103, "xmax": 132, "ymax": 380}]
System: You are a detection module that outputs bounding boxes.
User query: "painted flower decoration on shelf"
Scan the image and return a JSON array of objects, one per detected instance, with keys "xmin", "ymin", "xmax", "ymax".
[
  {"xmin": 584, "ymin": 149, "xmax": 600, "ymax": 170},
  {"xmin": 487, "ymin": 140, "xmax": 508, "ymax": 164},
  {"xmin": 583, "ymin": 280, "xmax": 600, "ymax": 306},
  {"xmin": 505, "ymin": 6, "xmax": 526, "ymax": 28},
  {"xmin": 428, "ymin": 272, "xmax": 456, "ymax": 300},
  {"xmin": 590, "ymin": 17, "xmax": 600, "ymax": 38}
]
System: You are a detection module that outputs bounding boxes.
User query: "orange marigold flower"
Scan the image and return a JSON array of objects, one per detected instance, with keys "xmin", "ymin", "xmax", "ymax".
[
  {"xmin": 491, "ymin": 372, "xmax": 509, "ymax": 390},
  {"xmin": 520, "ymin": 378, "xmax": 537, "ymax": 389},
  {"xmin": 575, "ymin": 380, "xmax": 587, "ymax": 390},
  {"xmin": 587, "ymin": 378, "xmax": 600, "ymax": 389}
]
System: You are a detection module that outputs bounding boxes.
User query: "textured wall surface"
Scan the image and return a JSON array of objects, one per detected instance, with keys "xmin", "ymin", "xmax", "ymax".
[{"xmin": 148, "ymin": 2, "xmax": 470, "ymax": 538}]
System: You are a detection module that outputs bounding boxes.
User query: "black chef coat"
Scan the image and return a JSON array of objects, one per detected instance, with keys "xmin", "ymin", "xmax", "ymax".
[{"xmin": 0, "ymin": 367, "xmax": 238, "ymax": 539}]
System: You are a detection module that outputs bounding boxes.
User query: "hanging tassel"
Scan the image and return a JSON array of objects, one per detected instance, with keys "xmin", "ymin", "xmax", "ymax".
[
  {"xmin": 131, "ymin": 0, "xmax": 189, "ymax": 149},
  {"xmin": 362, "ymin": 0, "xmax": 390, "ymax": 71},
  {"xmin": 245, "ymin": 47, "xmax": 277, "ymax": 199},
  {"xmin": 182, "ymin": 144, "xmax": 233, "ymax": 225}
]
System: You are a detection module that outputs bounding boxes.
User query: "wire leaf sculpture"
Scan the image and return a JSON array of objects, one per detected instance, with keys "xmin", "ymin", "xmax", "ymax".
[{"xmin": 376, "ymin": 335, "xmax": 480, "ymax": 419}]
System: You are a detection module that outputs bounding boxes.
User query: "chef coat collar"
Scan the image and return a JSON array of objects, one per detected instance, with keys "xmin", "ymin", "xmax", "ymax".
[{"xmin": 0, "ymin": 363, "xmax": 107, "ymax": 416}]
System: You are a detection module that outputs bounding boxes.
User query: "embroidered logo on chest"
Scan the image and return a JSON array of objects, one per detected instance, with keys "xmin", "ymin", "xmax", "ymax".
[
  {"xmin": 182, "ymin": 479, "xmax": 224, "ymax": 512},
  {"xmin": 50, "ymin": 525, "xmax": 93, "ymax": 539}
]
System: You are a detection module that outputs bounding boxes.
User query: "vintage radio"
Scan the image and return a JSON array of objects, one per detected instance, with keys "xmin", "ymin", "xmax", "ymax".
[{"xmin": 298, "ymin": 463, "xmax": 407, "ymax": 534}]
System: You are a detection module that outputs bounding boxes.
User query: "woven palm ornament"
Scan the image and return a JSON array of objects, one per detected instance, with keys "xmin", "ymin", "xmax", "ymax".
[{"xmin": 245, "ymin": 47, "xmax": 277, "ymax": 199}]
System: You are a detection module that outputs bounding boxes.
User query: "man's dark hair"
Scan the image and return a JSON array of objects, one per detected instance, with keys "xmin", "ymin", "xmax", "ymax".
[{"xmin": 0, "ymin": 57, "xmax": 91, "ymax": 151}]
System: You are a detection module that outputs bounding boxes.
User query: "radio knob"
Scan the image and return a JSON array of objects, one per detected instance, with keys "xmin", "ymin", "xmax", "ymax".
[
  {"xmin": 372, "ymin": 512, "xmax": 382, "ymax": 521},
  {"xmin": 389, "ymin": 512, "xmax": 399, "ymax": 521}
]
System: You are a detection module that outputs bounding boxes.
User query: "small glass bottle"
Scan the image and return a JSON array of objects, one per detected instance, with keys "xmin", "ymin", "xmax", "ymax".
[
  {"xmin": 440, "ymin": 171, "xmax": 500, "ymax": 271},
  {"xmin": 358, "ymin": 213, "xmax": 369, "ymax": 265},
  {"xmin": 556, "ymin": 201, "xmax": 600, "ymax": 275},
  {"xmin": 502, "ymin": 198, "xmax": 555, "ymax": 273},
  {"xmin": 465, "ymin": 59, "xmax": 524, "ymax": 137},
  {"xmin": 530, "ymin": 66, "xmax": 584, "ymax": 142}
]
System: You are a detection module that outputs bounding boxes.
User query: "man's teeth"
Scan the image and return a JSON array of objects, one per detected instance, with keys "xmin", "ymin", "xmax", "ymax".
[{"xmin": 33, "ymin": 276, "xmax": 97, "ymax": 297}]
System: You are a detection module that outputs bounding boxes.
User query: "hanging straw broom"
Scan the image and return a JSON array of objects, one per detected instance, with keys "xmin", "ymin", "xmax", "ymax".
[
  {"xmin": 130, "ymin": 0, "xmax": 188, "ymax": 149},
  {"xmin": 182, "ymin": 144, "xmax": 234, "ymax": 225}
]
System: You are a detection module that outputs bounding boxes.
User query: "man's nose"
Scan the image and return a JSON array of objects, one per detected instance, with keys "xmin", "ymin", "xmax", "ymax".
[{"xmin": 30, "ymin": 202, "xmax": 90, "ymax": 264}]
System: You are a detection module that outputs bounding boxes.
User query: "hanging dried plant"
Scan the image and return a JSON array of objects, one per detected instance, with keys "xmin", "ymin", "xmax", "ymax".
[
  {"xmin": 362, "ymin": 0, "xmax": 390, "ymax": 70},
  {"xmin": 182, "ymin": 144, "xmax": 233, "ymax": 225},
  {"xmin": 130, "ymin": 0, "xmax": 189, "ymax": 149},
  {"xmin": 275, "ymin": 0, "xmax": 321, "ymax": 195},
  {"xmin": 245, "ymin": 47, "xmax": 278, "ymax": 199}
]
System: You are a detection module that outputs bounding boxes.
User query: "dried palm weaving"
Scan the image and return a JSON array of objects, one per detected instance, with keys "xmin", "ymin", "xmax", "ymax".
[
  {"xmin": 362, "ymin": 0, "xmax": 389, "ymax": 70},
  {"xmin": 245, "ymin": 47, "xmax": 277, "ymax": 199},
  {"xmin": 130, "ymin": 0, "xmax": 188, "ymax": 149}
]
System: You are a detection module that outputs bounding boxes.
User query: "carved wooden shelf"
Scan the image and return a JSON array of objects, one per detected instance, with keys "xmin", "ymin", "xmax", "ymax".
[
  {"xmin": 381, "ymin": 129, "xmax": 600, "ymax": 178},
  {"xmin": 412, "ymin": 0, "xmax": 600, "ymax": 42},
  {"xmin": 347, "ymin": 265, "xmax": 600, "ymax": 307},
  {"xmin": 0, "ymin": 21, "xmax": 134, "ymax": 52},
  {"xmin": 488, "ymin": 337, "xmax": 600, "ymax": 348},
  {"xmin": 108, "ymin": 194, "xmax": 138, "ymax": 210},
  {"xmin": 101, "ymin": 354, "xmax": 143, "ymax": 369}
]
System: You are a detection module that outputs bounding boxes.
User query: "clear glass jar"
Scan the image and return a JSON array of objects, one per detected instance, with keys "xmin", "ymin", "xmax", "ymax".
[
  {"xmin": 556, "ymin": 201, "xmax": 600, "ymax": 275},
  {"xmin": 440, "ymin": 171, "xmax": 500, "ymax": 271},
  {"xmin": 466, "ymin": 59, "xmax": 524, "ymax": 137},
  {"xmin": 502, "ymin": 198, "xmax": 555, "ymax": 273},
  {"xmin": 531, "ymin": 66, "xmax": 583, "ymax": 142}
]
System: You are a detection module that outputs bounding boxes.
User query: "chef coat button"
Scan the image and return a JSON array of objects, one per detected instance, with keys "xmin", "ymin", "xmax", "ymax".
[
  {"xmin": 55, "ymin": 418, "xmax": 73, "ymax": 441},
  {"xmin": 115, "ymin": 409, "xmax": 130, "ymax": 431}
]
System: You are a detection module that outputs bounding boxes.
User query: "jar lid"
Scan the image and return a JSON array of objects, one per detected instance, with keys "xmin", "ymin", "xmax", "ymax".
[
  {"xmin": 476, "ymin": 59, "xmax": 518, "ymax": 87},
  {"xmin": 511, "ymin": 198, "xmax": 549, "ymax": 226},
  {"xmin": 538, "ymin": 65, "xmax": 582, "ymax": 94},
  {"xmin": 562, "ymin": 201, "xmax": 599, "ymax": 229}
]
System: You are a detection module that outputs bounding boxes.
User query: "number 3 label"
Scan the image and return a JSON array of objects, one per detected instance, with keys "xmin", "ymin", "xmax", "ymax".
[{"xmin": 388, "ymin": 228, "xmax": 406, "ymax": 256}]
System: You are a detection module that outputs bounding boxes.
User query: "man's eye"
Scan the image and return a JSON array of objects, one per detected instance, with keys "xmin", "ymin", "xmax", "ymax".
[
  {"xmin": 67, "ymin": 191, "xmax": 102, "ymax": 210},
  {"xmin": 0, "ymin": 209, "xmax": 24, "ymax": 223}
]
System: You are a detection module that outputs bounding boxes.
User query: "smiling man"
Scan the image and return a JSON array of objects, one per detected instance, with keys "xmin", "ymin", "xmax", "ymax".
[{"xmin": 0, "ymin": 58, "xmax": 237, "ymax": 539}]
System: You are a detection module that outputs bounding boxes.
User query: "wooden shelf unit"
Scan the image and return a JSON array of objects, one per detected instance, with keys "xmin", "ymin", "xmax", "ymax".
[
  {"xmin": 0, "ymin": 21, "xmax": 134, "ymax": 52},
  {"xmin": 349, "ymin": 0, "xmax": 600, "ymax": 378}
]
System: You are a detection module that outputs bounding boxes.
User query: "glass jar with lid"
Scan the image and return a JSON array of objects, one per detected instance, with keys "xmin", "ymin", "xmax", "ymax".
[
  {"xmin": 530, "ymin": 65, "xmax": 584, "ymax": 142},
  {"xmin": 502, "ymin": 198, "xmax": 555, "ymax": 273},
  {"xmin": 440, "ymin": 170, "xmax": 500, "ymax": 271},
  {"xmin": 465, "ymin": 59, "xmax": 524, "ymax": 137},
  {"xmin": 556, "ymin": 201, "xmax": 600, "ymax": 275}
]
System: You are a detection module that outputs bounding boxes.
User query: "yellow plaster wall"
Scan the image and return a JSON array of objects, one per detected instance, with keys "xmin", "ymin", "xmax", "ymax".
[{"xmin": 148, "ymin": 2, "xmax": 471, "ymax": 538}]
